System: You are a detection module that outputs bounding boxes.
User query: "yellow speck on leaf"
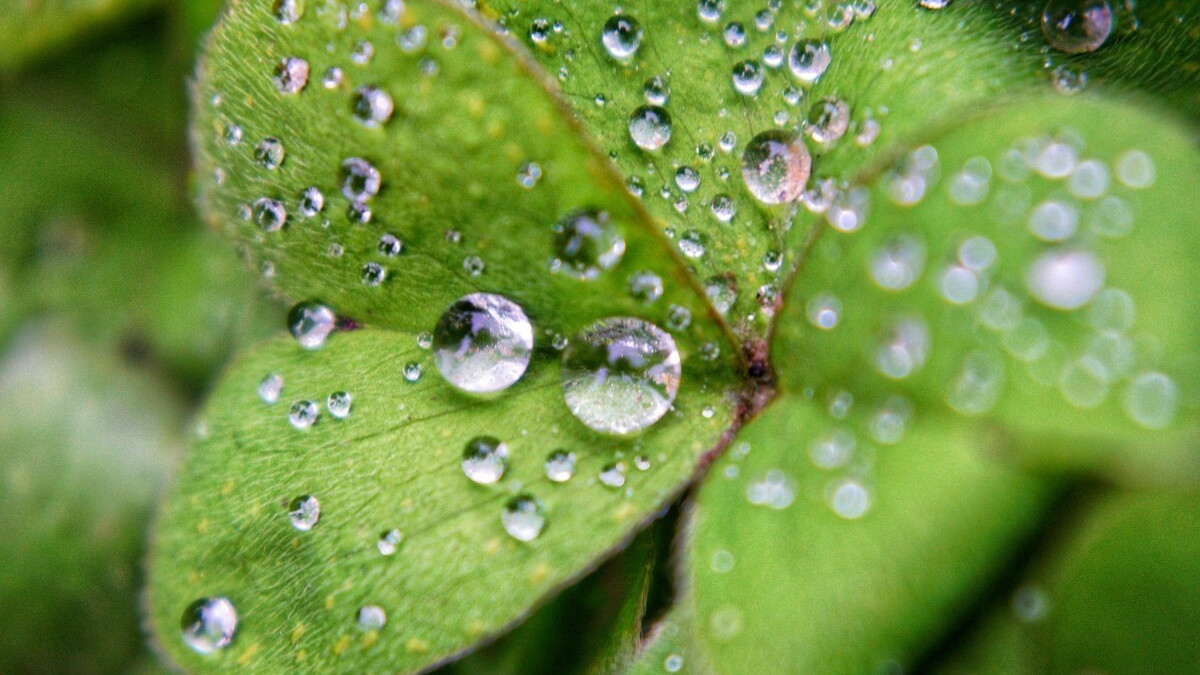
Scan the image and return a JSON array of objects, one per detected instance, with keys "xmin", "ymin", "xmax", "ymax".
[
  {"xmin": 483, "ymin": 537, "xmax": 502, "ymax": 555},
  {"xmin": 236, "ymin": 642, "xmax": 260, "ymax": 666},
  {"xmin": 221, "ymin": 480, "xmax": 235, "ymax": 495},
  {"xmin": 530, "ymin": 562, "xmax": 551, "ymax": 584},
  {"xmin": 614, "ymin": 502, "xmax": 638, "ymax": 522},
  {"xmin": 333, "ymin": 635, "xmax": 352, "ymax": 656},
  {"xmin": 290, "ymin": 624, "xmax": 305, "ymax": 644},
  {"xmin": 406, "ymin": 638, "xmax": 430, "ymax": 653}
]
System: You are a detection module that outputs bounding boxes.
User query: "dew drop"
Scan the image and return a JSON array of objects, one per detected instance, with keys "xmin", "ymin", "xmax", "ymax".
[
  {"xmin": 1042, "ymin": 0, "xmax": 1113, "ymax": 54},
  {"xmin": 258, "ymin": 373, "xmax": 284, "ymax": 404},
  {"xmin": 377, "ymin": 529, "xmax": 403, "ymax": 555},
  {"xmin": 462, "ymin": 436, "xmax": 508, "ymax": 485},
  {"xmin": 288, "ymin": 495, "xmax": 321, "ymax": 531},
  {"xmin": 710, "ymin": 194, "xmax": 737, "ymax": 222},
  {"xmin": 352, "ymin": 85, "xmax": 395, "ymax": 127},
  {"xmin": 342, "ymin": 157, "xmax": 382, "ymax": 201},
  {"xmin": 561, "ymin": 318, "xmax": 681, "ymax": 436},
  {"xmin": 288, "ymin": 400, "xmax": 319, "ymax": 429},
  {"xmin": 870, "ymin": 235, "xmax": 926, "ymax": 291},
  {"xmin": 1025, "ymin": 250, "xmax": 1105, "ymax": 310},
  {"xmin": 181, "ymin": 597, "xmax": 238, "ymax": 654},
  {"xmin": 829, "ymin": 479, "xmax": 871, "ymax": 519},
  {"xmin": 252, "ymin": 198, "xmax": 287, "ymax": 232},
  {"xmin": 288, "ymin": 301, "xmax": 336, "ymax": 349},
  {"xmin": 731, "ymin": 60, "xmax": 764, "ymax": 95},
  {"xmin": 741, "ymin": 130, "xmax": 812, "ymax": 204},
  {"xmin": 788, "ymin": 39, "xmax": 832, "ymax": 83},
  {"xmin": 545, "ymin": 450, "xmax": 577, "ymax": 482},
  {"xmin": 628, "ymin": 271, "xmax": 664, "ymax": 304},
  {"xmin": 299, "ymin": 187, "xmax": 325, "ymax": 218},
  {"xmin": 502, "ymin": 494, "xmax": 546, "ymax": 542},
  {"xmin": 255, "ymin": 137, "xmax": 285, "ymax": 169},
  {"xmin": 326, "ymin": 391, "xmax": 352, "ymax": 419},
  {"xmin": 361, "ymin": 261, "xmax": 387, "ymax": 286},
  {"xmin": 806, "ymin": 97, "xmax": 851, "ymax": 144},
  {"xmin": 601, "ymin": 15, "xmax": 642, "ymax": 60},
  {"xmin": 628, "ymin": 105, "xmax": 672, "ymax": 151},
  {"xmin": 599, "ymin": 462, "xmax": 627, "ymax": 488},
  {"xmin": 432, "ymin": 293, "xmax": 534, "ymax": 395},
  {"xmin": 1029, "ymin": 199, "xmax": 1079, "ymax": 242},
  {"xmin": 357, "ymin": 605, "xmax": 387, "ymax": 631},
  {"xmin": 274, "ymin": 0, "xmax": 303, "ymax": 24},
  {"xmin": 552, "ymin": 209, "xmax": 625, "ymax": 279},
  {"xmin": 1115, "ymin": 149, "xmax": 1155, "ymax": 189},
  {"xmin": 1123, "ymin": 372, "xmax": 1178, "ymax": 430},
  {"xmin": 806, "ymin": 292, "xmax": 842, "ymax": 330}
]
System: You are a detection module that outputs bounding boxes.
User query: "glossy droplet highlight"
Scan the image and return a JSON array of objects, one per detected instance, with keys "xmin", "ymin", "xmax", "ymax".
[
  {"xmin": 561, "ymin": 318, "xmax": 681, "ymax": 436},
  {"xmin": 741, "ymin": 130, "xmax": 812, "ymax": 204},
  {"xmin": 181, "ymin": 597, "xmax": 238, "ymax": 654},
  {"xmin": 432, "ymin": 293, "xmax": 534, "ymax": 394},
  {"xmin": 461, "ymin": 436, "xmax": 508, "ymax": 484},
  {"xmin": 553, "ymin": 210, "xmax": 625, "ymax": 279},
  {"xmin": 502, "ymin": 494, "xmax": 546, "ymax": 542}
]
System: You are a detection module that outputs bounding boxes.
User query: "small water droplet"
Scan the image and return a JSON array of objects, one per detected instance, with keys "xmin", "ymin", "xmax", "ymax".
[
  {"xmin": 342, "ymin": 157, "xmax": 382, "ymax": 201},
  {"xmin": 288, "ymin": 301, "xmax": 336, "ymax": 349},
  {"xmin": 1026, "ymin": 250, "xmax": 1105, "ymax": 310},
  {"xmin": 741, "ymin": 130, "xmax": 812, "ymax": 204},
  {"xmin": 561, "ymin": 318, "xmax": 681, "ymax": 436},
  {"xmin": 601, "ymin": 15, "xmax": 643, "ymax": 60},
  {"xmin": 352, "ymin": 85, "xmax": 395, "ymax": 127},
  {"xmin": 289, "ymin": 400, "xmax": 319, "ymax": 429},
  {"xmin": 288, "ymin": 495, "xmax": 321, "ymax": 530},
  {"xmin": 746, "ymin": 469, "xmax": 795, "ymax": 509},
  {"xmin": 628, "ymin": 105, "xmax": 672, "ymax": 151},
  {"xmin": 299, "ymin": 186, "xmax": 325, "ymax": 218},
  {"xmin": 807, "ymin": 292, "xmax": 842, "ymax": 330},
  {"xmin": 552, "ymin": 209, "xmax": 625, "ymax": 279},
  {"xmin": 828, "ymin": 479, "xmax": 871, "ymax": 519},
  {"xmin": 544, "ymin": 450, "xmax": 577, "ymax": 482},
  {"xmin": 1042, "ymin": 0, "xmax": 1113, "ymax": 54},
  {"xmin": 255, "ymin": 137, "xmax": 285, "ymax": 169},
  {"xmin": 517, "ymin": 161, "xmax": 542, "ymax": 189},
  {"xmin": 274, "ymin": 57, "xmax": 310, "ymax": 95},
  {"xmin": 462, "ymin": 436, "xmax": 508, "ymax": 485},
  {"xmin": 181, "ymin": 597, "xmax": 238, "ymax": 654},
  {"xmin": 377, "ymin": 529, "xmax": 403, "ymax": 555},
  {"xmin": 599, "ymin": 461, "xmax": 627, "ymax": 488},
  {"xmin": 326, "ymin": 391, "xmax": 352, "ymax": 419},
  {"xmin": 274, "ymin": 0, "xmax": 303, "ymax": 24},
  {"xmin": 1123, "ymin": 371, "xmax": 1178, "ymax": 430},
  {"xmin": 378, "ymin": 233, "xmax": 403, "ymax": 256},
  {"xmin": 628, "ymin": 271, "xmax": 664, "ymax": 304},
  {"xmin": 1115, "ymin": 149, "xmax": 1155, "ymax": 189},
  {"xmin": 806, "ymin": 97, "xmax": 851, "ymax": 144},
  {"xmin": 788, "ymin": 39, "xmax": 832, "ymax": 83},
  {"xmin": 731, "ymin": 59, "xmax": 764, "ymax": 95},
  {"xmin": 432, "ymin": 293, "xmax": 534, "ymax": 394},
  {"xmin": 357, "ymin": 605, "xmax": 387, "ymax": 630},
  {"xmin": 501, "ymin": 494, "xmax": 546, "ymax": 541},
  {"xmin": 258, "ymin": 373, "xmax": 284, "ymax": 404},
  {"xmin": 253, "ymin": 198, "xmax": 287, "ymax": 232}
]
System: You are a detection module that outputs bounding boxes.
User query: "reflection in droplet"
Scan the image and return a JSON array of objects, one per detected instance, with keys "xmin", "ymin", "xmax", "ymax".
[
  {"xmin": 181, "ymin": 597, "xmax": 238, "ymax": 654},
  {"xmin": 432, "ymin": 293, "xmax": 534, "ymax": 395}
]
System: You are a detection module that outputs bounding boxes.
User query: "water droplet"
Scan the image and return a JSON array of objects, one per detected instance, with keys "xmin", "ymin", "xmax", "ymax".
[
  {"xmin": 947, "ymin": 350, "xmax": 1005, "ymax": 415},
  {"xmin": 731, "ymin": 60, "xmax": 764, "ymax": 95},
  {"xmin": 181, "ymin": 597, "xmax": 238, "ymax": 654},
  {"xmin": 810, "ymin": 428, "xmax": 856, "ymax": 468},
  {"xmin": 939, "ymin": 265, "xmax": 980, "ymax": 305},
  {"xmin": 601, "ymin": 15, "xmax": 642, "ymax": 60},
  {"xmin": 697, "ymin": 0, "xmax": 724, "ymax": 23},
  {"xmin": 461, "ymin": 436, "xmax": 508, "ymax": 485},
  {"xmin": 1115, "ymin": 149, "xmax": 1155, "ymax": 189},
  {"xmin": 599, "ymin": 461, "xmax": 627, "ymax": 488},
  {"xmin": 342, "ymin": 157, "xmax": 382, "ymax": 201},
  {"xmin": 1033, "ymin": 140, "xmax": 1078, "ymax": 178},
  {"xmin": 806, "ymin": 292, "xmax": 842, "ymax": 330},
  {"xmin": 666, "ymin": 305, "xmax": 692, "ymax": 331},
  {"xmin": 875, "ymin": 317, "xmax": 930, "ymax": 380},
  {"xmin": 1042, "ymin": 0, "xmax": 1113, "ymax": 54},
  {"xmin": 361, "ymin": 261, "xmax": 387, "ymax": 286},
  {"xmin": 788, "ymin": 39, "xmax": 832, "ymax": 83},
  {"xmin": 829, "ymin": 479, "xmax": 871, "ymax": 519},
  {"xmin": 746, "ymin": 469, "xmax": 795, "ymax": 509},
  {"xmin": 377, "ymin": 529, "xmax": 403, "ymax": 555},
  {"xmin": 288, "ymin": 301, "xmax": 336, "ymax": 349},
  {"xmin": 710, "ymin": 193, "xmax": 737, "ymax": 222},
  {"xmin": 1026, "ymin": 250, "xmax": 1105, "ymax": 310},
  {"xmin": 544, "ymin": 450, "xmax": 577, "ymax": 482},
  {"xmin": 1067, "ymin": 159, "xmax": 1110, "ymax": 199},
  {"xmin": 959, "ymin": 236, "xmax": 998, "ymax": 271},
  {"xmin": 710, "ymin": 549, "xmax": 735, "ymax": 574},
  {"xmin": 704, "ymin": 274, "xmax": 738, "ymax": 315},
  {"xmin": 628, "ymin": 271, "xmax": 664, "ymax": 304},
  {"xmin": 517, "ymin": 161, "xmax": 542, "ymax": 189},
  {"xmin": 432, "ymin": 293, "xmax": 534, "ymax": 395},
  {"xmin": 665, "ymin": 653, "xmax": 685, "ymax": 672},
  {"xmin": 1013, "ymin": 585, "xmax": 1052, "ymax": 623},
  {"xmin": 1123, "ymin": 372, "xmax": 1178, "ymax": 430},
  {"xmin": 628, "ymin": 105, "xmax": 672, "ymax": 151},
  {"xmin": 552, "ymin": 209, "xmax": 625, "ymax": 279},
  {"xmin": 258, "ymin": 373, "xmax": 284, "ymax": 404},
  {"xmin": 1029, "ymin": 198, "xmax": 1079, "ymax": 242},
  {"xmin": 274, "ymin": 0, "xmax": 303, "ymax": 24},
  {"xmin": 741, "ymin": 130, "xmax": 812, "ymax": 205},
  {"xmin": 357, "ymin": 605, "xmax": 387, "ymax": 630},
  {"xmin": 255, "ymin": 137, "xmax": 285, "ymax": 169},
  {"xmin": 806, "ymin": 97, "xmax": 850, "ymax": 144},
  {"xmin": 378, "ymin": 233, "xmax": 403, "ymax": 256},
  {"xmin": 288, "ymin": 495, "xmax": 321, "ymax": 531},
  {"xmin": 348, "ymin": 200, "xmax": 372, "ymax": 224},
  {"xmin": 870, "ymin": 235, "xmax": 926, "ymax": 291},
  {"xmin": 253, "ymin": 198, "xmax": 287, "ymax": 232},
  {"xmin": 679, "ymin": 230, "xmax": 707, "ymax": 258},
  {"xmin": 299, "ymin": 186, "xmax": 325, "ymax": 217},
  {"xmin": 1088, "ymin": 288, "xmax": 1135, "ymax": 332},
  {"xmin": 722, "ymin": 21, "xmax": 747, "ymax": 48},
  {"xmin": 501, "ymin": 494, "xmax": 546, "ymax": 542},
  {"xmin": 322, "ymin": 66, "xmax": 344, "ymax": 89},
  {"xmin": 288, "ymin": 400, "xmax": 319, "ymax": 429},
  {"xmin": 675, "ymin": 166, "xmax": 701, "ymax": 192},
  {"xmin": 351, "ymin": 40, "xmax": 375, "ymax": 65},
  {"xmin": 1059, "ymin": 356, "xmax": 1109, "ymax": 408},
  {"xmin": 274, "ymin": 57, "xmax": 310, "ymax": 95},
  {"xmin": 326, "ymin": 391, "xmax": 352, "ymax": 419},
  {"xmin": 643, "ymin": 75, "xmax": 670, "ymax": 105},
  {"xmin": 352, "ymin": 85, "xmax": 395, "ymax": 127},
  {"xmin": 561, "ymin": 318, "xmax": 681, "ymax": 436}
]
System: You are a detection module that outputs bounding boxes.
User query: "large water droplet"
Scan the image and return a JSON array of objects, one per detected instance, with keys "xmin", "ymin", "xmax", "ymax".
[
  {"xmin": 741, "ymin": 130, "xmax": 812, "ymax": 204},
  {"xmin": 288, "ymin": 301, "xmax": 336, "ymax": 349},
  {"xmin": 502, "ymin": 494, "xmax": 546, "ymax": 541},
  {"xmin": 601, "ymin": 15, "xmax": 643, "ymax": 60},
  {"xmin": 181, "ymin": 597, "xmax": 238, "ymax": 654},
  {"xmin": 461, "ymin": 436, "xmax": 508, "ymax": 484},
  {"xmin": 288, "ymin": 495, "xmax": 321, "ymax": 531},
  {"xmin": 552, "ymin": 210, "xmax": 625, "ymax": 279},
  {"xmin": 788, "ymin": 39, "xmax": 832, "ymax": 83},
  {"xmin": 561, "ymin": 318, "xmax": 681, "ymax": 436},
  {"xmin": 1042, "ymin": 0, "xmax": 1113, "ymax": 54},
  {"xmin": 432, "ymin": 293, "xmax": 534, "ymax": 394},
  {"xmin": 628, "ymin": 105, "xmax": 672, "ymax": 151}
]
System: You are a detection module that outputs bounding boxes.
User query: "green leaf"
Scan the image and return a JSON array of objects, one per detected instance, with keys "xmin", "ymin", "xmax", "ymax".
[
  {"xmin": 774, "ymin": 95, "xmax": 1200, "ymax": 481},
  {"xmin": 933, "ymin": 490, "xmax": 1200, "ymax": 674},
  {"xmin": 0, "ymin": 322, "xmax": 179, "ymax": 673},
  {"xmin": 146, "ymin": 329, "xmax": 734, "ymax": 674},
  {"xmin": 192, "ymin": 0, "xmax": 735, "ymax": 363},
  {"xmin": 682, "ymin": 394, "xmax": 1054, "ymax": 674},
  {"xmin": 0, "ymin": 0, "xmax": 162, "ymax": 72}
]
